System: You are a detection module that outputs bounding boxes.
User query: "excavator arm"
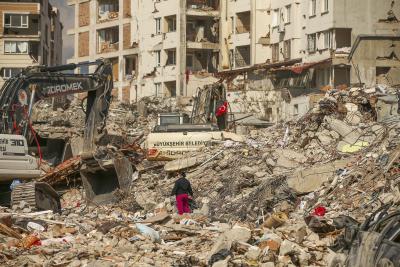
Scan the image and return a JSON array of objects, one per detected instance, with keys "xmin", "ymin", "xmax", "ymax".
[
  {"xmin": 0, "ymin": 60, "xmax": 129, "ymax": 210},
  {"xmin": 0, "ymin": 59, "xmax": 113, "ymax": 155}
]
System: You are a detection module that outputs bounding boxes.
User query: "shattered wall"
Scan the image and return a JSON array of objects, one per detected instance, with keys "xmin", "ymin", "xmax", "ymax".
[{"xmin": 351, "ymin": 39, "xmax": 400, "ymax": 87}]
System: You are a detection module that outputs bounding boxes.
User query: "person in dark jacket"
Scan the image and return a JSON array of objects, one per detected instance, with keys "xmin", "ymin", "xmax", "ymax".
[{"xmin": 171, "ymin": 172, "xmax": 193, "ymax": 215}]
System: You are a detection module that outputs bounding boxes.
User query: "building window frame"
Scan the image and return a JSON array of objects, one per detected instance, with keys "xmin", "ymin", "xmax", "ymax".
[
  {"xmin": 285, "ymin": 5, "xmax": 291, "ymax": 24},
  {"xmin": 323, "ymin": 31, "xmax": 332, "ymax": 49},
  {"xmin": 283, "ymin": 39, "xmax": 291, "ymax": 60},
  {"xmin": 155, "ymin": 50, "xmax": 161, "ymax": 67},
  {"xmin": 167, "ymin": 16, "xmax": 176, "ymax": 32},
  {"xmin": 309, "ymin": 0, "xmax": 317, "ymax": 17},
  {"xmin": 2, "ymin": 68, "xmax": 22, "ymax": 79},
  {"xmin": 4, "ymin": 41, "xmax": 29, "ymax": 54},
  {"xmin": 272, "ymin": 9, "xmax": 279, "ymax": 28},
  {"xmin": 322, "ymin": 0, "xmax": 329, "ymax": 14},
  {"xmin": 272, "ymin": 43, "xmax": 280, "ymax": 62},
  {"xmin": 155, "ymin": 17, "xmax": 162, "ymax": 35},
  {"xmin": 308, "ymin": 33, "xmax": 317, "ymax": 53},
  {"xmin": 155, "ymin": 82, "xmax": 162, "ymax": 97},
  {"xmin": 4, "ymin": 13, "xmax": 29, "ymax": 29},
  {"xmin": 166, "ymin": 49, "xmax": 176, "ymax": 65}
]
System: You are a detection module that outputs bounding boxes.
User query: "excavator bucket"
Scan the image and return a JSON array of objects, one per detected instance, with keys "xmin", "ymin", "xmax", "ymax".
[
  {"xmin": 11, "ymin": 182, "xmax": 61, "ymax": 212},
  {"xmin": 80, "ymin": 156, "xmax": 133, "ymax": 205}
]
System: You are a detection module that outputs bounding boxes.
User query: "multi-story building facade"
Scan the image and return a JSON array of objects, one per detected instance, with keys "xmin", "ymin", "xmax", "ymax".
[
  {"xmin": 0, "ymin": 0, "xmax": 63, "ymax": 86},
  {"xmin": 68, "ymin": 0, "xmax": 399, "ymax": 103},
  {"xmin": 67, "ymin": 0, "xmax": 221, "ymax": 102},
  {"xmin": 268, "ymin": 0, "xmax": 400, "ymax": 89}
]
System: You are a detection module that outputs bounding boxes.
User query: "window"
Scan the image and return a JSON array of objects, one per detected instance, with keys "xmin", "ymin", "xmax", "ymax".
[
  {"xmin": 155, "ymin": 50, "xmax": 161, "ymax": 67},
  {"xmin": 4, "ymin": 41, "xmax": 29, "ymax": 54},
  {"xmin": 155, "ymin": 83, "xmax": 161, "ymax": 96},
  {"xmin": 310, "ymin": 0, "xmax": 316, "ymax": 16},
  {"xmin": 283, "ymin": 40, "xmax": 291, "ymax": 60},
  {"xmin": 2, "ymin": 68, "xmax": 22, "ymax": 79},
  {"xmin": 308, "ymin": 33, "xmax": 317, "ymax": 52},
  {"xmin": 167, "ymin": 50, "xmax": 176, "ymax": 65},
  {"xmin": 125, "ymin": 56, "xmax": 136, "ymax": 77},
  {"xmin": 230, "ymin": 16, "xmax": 234, "ymax": 34},
  {"xmin": 155, "ymin": 18, "xmax": 161, "ymax": 34},
  {"xmin": 99, "ymin": 2, "xmax": 119, "ymax": 14},
  {"xmin": 272, "ymin": 9, "xmax": 279, "ymax": 27},
  {"xmin": 322, "ymin": 0, "xmax": 329, "ymax": 13},
  {"xmin": 167, "ymin": 17, "xmax": 176, "ymax": 32},
  {"xmin": 272, "ymin": 43, "xmax": 279, "ymax": 62},
  {"xmin": 186, "ymin": 54, "xmax": 193, "ymax": 68},
  {"xmin": 323, "ymin": 31, "xmax": 332, "ymax": 49},
  {"xmin": 285, "ymin": 5, "xmax": 291, "ymax": 24},
  {"xmin": 4, "ymin": 14, "xmax": 28, "ymax": 28}
]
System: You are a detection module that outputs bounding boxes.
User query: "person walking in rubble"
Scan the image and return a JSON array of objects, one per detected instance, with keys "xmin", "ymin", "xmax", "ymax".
[
  {"xmin": 171, "ymin": 172, "xmax": 193, "ymax": 215},
  {"xmin": 216, "ymin": 100, "xmax": 228, "ymax": 130}
]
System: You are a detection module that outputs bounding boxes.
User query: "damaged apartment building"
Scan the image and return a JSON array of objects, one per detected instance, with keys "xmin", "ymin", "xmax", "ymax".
[
  {"xmin": 67, "ymin": 0, "xmax": 400, "ymax": 109},
  {"xmin": 0, "ymin": 0, "xmax": 63, "ymax": 87},
  {"xmin": 219, "ymin": 0, "xmax": 400, "ymax": 123},
  {"xmin": 67, "ymin": 0, "xmax": 221, "ymax": 102}
]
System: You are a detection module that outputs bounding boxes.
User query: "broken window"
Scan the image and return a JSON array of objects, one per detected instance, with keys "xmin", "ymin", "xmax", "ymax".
[
  {"xmin": 4, "ymin": 14, "xmax": 28, "ymax": 28},
  {"xmin": 125, "ymin": 56, "xmax": 137, "ymax": 79},
  {"xmin": 235, "ymin": 45, "xmax": 250, "ymax": 68},
  {"xmin": 308, "ymin": 33, "xmax": 317, "ymax": 52},
  {"xmin": 2, "ymin": 68, "xmax": 23, "ymax": 79},
  {"xmin": 164, "ymin": 81, "xmax": 176, "ymax": 97},
  {"xmin": 4, "ymin": 41, "xmax": 29, "ymax": 54},
  {"xmin": 155, "ymin": 18, "xmax": 162, "ymax": 34},
  {"xmin": 236, "ymin": 11, "xmax": 250, "ymax": 34},
  {"xmin": 98, "ymin": 0, "xmax": 119, "ymax": 21},
  {"xmin": 166, "ymin": 49, "xmax": 176, "ymax": 65},
  {"xmin": 283, "ymin": 40, "xmax": 291, "ymax": 60},
  {"xmin": 310, "ymin": 0, "xmax": 316, "ymax": 16},
  {"xmin": 155, "ymin": 50, "xmax": 161, "ymax": 67},
  {"xmin": 97, "ymin": 27, "xmax": 119, "ymax": 53}
]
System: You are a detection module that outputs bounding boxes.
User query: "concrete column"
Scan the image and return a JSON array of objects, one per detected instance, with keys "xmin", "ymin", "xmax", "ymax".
[{"xmin": 178, "ymin": 0, "xmax": 187, "ymax": 96}]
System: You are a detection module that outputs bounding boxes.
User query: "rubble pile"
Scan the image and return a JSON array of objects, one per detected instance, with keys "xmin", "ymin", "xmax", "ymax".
[{"xmin": 1, "ymin": 86, "xmax": 400, "ymax": 266}]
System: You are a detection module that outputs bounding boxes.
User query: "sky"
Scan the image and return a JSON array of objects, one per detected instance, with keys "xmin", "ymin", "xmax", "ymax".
[{"xmin": 50, "ymin": 0, "xmax": 74, "ymax": 64}]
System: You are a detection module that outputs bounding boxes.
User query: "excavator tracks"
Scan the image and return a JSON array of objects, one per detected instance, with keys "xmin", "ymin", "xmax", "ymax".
[{"xmin": 11, "ymin": 182, "xmax": 61, "ymax": 212}]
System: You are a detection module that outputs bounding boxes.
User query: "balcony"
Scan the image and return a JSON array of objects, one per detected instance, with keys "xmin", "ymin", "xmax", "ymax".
[
  {"xmin": 97, "ymin": 26, "xmax": 119, "ymax": 54},
  {"xmin": 97, "ymin": 0, "xmax": 119, "ymax": 23}
]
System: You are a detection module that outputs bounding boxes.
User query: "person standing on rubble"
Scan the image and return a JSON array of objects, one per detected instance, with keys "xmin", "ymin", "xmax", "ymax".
[
  {"xmin": 216, "ymin": 100, "xmax": 228, "ymax": 130},
  {"xmin": 171, "ymin": 172, "xmax": 193, "ymax": 215}
]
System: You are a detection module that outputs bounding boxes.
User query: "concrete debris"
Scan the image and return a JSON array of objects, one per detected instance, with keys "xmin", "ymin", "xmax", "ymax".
[{"xmin": 2, "ymin": 84, "xmax": 400, "ymax": 266}]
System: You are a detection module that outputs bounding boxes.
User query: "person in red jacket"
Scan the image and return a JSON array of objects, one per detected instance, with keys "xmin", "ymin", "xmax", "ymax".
[{"xmin": 216, "ymin": 101, "xmax": 228, "ymax": 130}]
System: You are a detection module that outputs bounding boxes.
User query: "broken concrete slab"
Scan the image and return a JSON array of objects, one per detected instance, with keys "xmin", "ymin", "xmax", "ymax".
[
  {"xmin": 287, "ymin": 159, "xmax": 349, "ymax": 194},
  {"xmin": 164, "ymin": 156, "xmax": 204, "ymax": 172}
]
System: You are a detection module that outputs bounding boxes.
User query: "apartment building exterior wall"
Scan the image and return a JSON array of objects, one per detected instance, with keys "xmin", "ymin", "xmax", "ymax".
[
  {"xmin": 0, "ymin": 0, "xmax": 63, "ymax": 86},
  {"xmin": 68, "ymin": 0, "xmax": 220, "ymax": 103}
]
